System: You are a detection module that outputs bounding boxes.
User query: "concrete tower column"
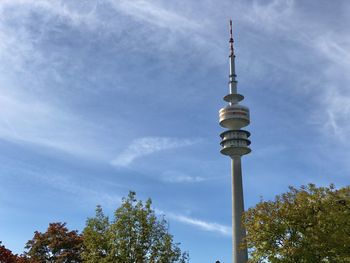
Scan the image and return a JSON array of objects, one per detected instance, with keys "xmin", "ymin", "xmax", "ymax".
[{"xmin": 231, "ymin": 157, "xmax": 248, "ymax": 263}]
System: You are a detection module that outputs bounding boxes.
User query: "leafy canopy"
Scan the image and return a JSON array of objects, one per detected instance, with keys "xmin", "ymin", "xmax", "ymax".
[
  {"xmin": 82, "ymin": 191, "xmax": 189, "ymax": 263},
  {"xmin": 25, "ymin": 222, "xmax": 83, "ymax": 263},
  {"xmin": 243, "ymin": 184, "xmax": 350, "ymax": 263},
  {"xmin": 0, "ymin": 241, "xmax": 21, "ymax": 263}
]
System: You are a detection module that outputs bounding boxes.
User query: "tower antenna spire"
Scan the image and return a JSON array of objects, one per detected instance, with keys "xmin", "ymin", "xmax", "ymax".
[
  {"xmin": 229, "ymin": 19, "xmax": 234, "ymax": 57},
  {"xmin": 228, "ymin": 19, "xmax": 237, "ymax": 97}
]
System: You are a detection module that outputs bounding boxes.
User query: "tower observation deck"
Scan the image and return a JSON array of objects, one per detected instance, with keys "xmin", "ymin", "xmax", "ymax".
[{"xmin": 219, "ymin": 20, "xmax": 251, "ymax": 263}]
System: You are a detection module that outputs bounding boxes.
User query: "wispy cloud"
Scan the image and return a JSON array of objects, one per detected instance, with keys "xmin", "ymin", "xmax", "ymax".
[
  {"xmin": 160, "ymin": 170, "xmax": 208, "ymax": 183},
  {"xmin": 240, "ymin": 0, "xmax": 294, "ymax": 30},
  {"xmin": 237, "ymin": 0, "xmax": 350, "ymax": 146},
  {"xmin": 0, "ymin": 0, "xmax": 207, "ymax": 166},
  {"xmin": 314, "ymin": 33, "xmax": 350, "ymax": 67},
  {"xmin": 108, "ymin": 0, "xmax": 199, "ymax": 32},
  {"xmin": 166, "ymin": 212, "xmax": 230, "ymax": 236},
  {"xmin": 38, "ymin": 173, "xmax": 122, "ymax": 208},
  {"xmin": 0, "ymin": 90, "xmax": 115, "ymax": 160},
  {"xmin": 0, "ymin": 0, "xmax": 99, "ymax": 28},
  {"xmin": 323, "ymin": 89, "xmax": 350, "ymax": 141},
  {"xmin": 310, "ymin": 34, "xmax": 350, "ymax": 142},
  {"xmin": 111, "ymin": 137, "xmax": 199, "ymax": 167}
]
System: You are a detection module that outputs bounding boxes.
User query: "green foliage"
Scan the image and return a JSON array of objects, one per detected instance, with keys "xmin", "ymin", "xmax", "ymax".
[
  {"xmin": 25, "ymin": 223, "xmax": 83, "ymax": 263},
  {"xmin": 82, "ymin": 191, "xmax": 189, "ymax": 263},
  {"xmin": 243, "ymin": 184, "xmax": 350, "ymax": 263},
  {"xmin": 81, "ymin": 205, "xmax": 110, "ymax": 263}
]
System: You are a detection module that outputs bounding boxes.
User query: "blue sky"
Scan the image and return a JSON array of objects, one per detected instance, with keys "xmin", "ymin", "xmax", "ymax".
[{"xmin": 0, "ymin": 0, "xmax": 349, "ymax": 262}]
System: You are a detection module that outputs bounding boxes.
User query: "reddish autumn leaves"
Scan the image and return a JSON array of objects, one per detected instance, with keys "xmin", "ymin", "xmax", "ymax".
[
  {"xmin": 24, "ymin": 223, "xmax": 83, "ymax": 263},
  {"xmin": 0, "ymin": 242, "xmax": 19, "ymax": 263},
  {"xmin": 1, "ymin": 223, "xmax": 82, "ymax": 263},
  {"xmin": 0, "ymin": 242, "xmax": 29, "ymax": 263}
]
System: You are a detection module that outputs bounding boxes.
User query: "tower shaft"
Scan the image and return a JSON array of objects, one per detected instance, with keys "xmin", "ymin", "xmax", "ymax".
[{"xmin": 231, "ymin": 157, "xmax": 248, "ymax": 263}]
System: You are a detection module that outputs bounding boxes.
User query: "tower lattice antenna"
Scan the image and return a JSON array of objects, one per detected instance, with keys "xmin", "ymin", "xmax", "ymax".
[{"xmin": 229, "ymin": 19, "xmax": 234, "ymax": 57}]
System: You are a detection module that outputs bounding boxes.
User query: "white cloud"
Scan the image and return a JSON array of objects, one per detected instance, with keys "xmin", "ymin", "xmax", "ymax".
[
  {"xmin": 161, "ymin": 170, "xmax": 208, "ymax": 183},
  {"xmin": 0, "ymin": 0, "xmax": 99, "ymax": 28},
  {"xmin": 111, "ymin": 137, "xmax": 198, "ymax": 167},
  {"xmin": 323, "ymin": 90, "xmax": 350, "ymax": 141},
  {"xmin": 0, "ymin": 91, "xmax": 110, "ymax": 160},
  {"xmin": 237, "ymin": 0, "xmax": 350, "ymax": 146},
  {"xmin": 314, "ymin": 34, "xmax": 350, "ymax": 67},
  {"xmin": 0, "ymin": 0, "xmax": 206, "ymax": 164},
  {"xmin": 2, "ymin": 0, "xmax": 350, "ymax": 158},
  {"xmin": 108, "ymin": 0, "xmax": 199, "ymax": 32},
  {"xmin": 309, "ymin": 34, "xmax": 350, "ymax": 142},
  {"xmin": 167, "ymin": 212, "xmax": 230, "ymax": 236},
  {"xmin": 0, "ymin": 1, "xmax": 121, "ymax": 159},
  {"xmin": 0, "ymin": 0, "xmax": 200, "ymax": 34},
  {"xmin": 155, "ymin": 208, "xmax": 230, "ymax": 236},
  {"xmin": 19, "ymin": 168, "xmax": 123, "ymax": 208},
  {"xmin": 240, "ymin": 0, "xmax": 294, "ymax": 30}
]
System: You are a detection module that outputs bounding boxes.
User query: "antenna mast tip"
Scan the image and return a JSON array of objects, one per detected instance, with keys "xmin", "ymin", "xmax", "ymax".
[{"xmin": 229, "ymin": 19, "xmax": 234, "ymax": 56}]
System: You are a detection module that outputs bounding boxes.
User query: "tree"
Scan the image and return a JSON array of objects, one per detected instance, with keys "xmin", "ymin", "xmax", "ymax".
[
  {"xmin": 0, "ymin": 242, "xmax": 30, "ymax": 263},
  {"xmin": 25, "ymin": 222, "xmax": 83, "ymax": 263},
  {"xmin": 243, "ymin": 184, "xmax": 350, "ymax": 263},
  {"xmin": 82, "ymin": 191, "xmax": 189, "ymax": 263},
  {"xmin": 0, "ymin": 241, "xmax": 18, "ymax": 263},
  {"xmin": 81, "ymin": 206, "xmax": 110, "ymax": 263}
]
